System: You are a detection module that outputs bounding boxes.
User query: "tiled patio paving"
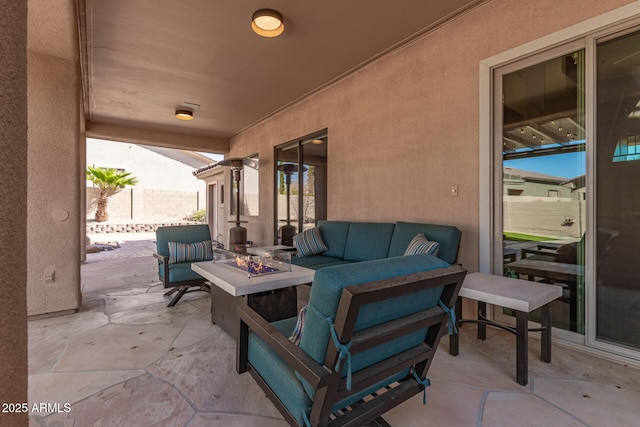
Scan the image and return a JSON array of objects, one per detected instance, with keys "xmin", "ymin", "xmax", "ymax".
[{"xmin": 27, "ymin": 240, "xmax": 640, "ymax": 426}]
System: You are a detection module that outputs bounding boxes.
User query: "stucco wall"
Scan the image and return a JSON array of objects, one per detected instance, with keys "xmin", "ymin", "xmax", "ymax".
[
  {"xmin": 227, "ymin": 0, "xmax": 633, "ymax": 271},
  {"xmin": 0, "ymin": 1, "xmax": 28, "ymax": 424},
  {"xmin": 27, "ymin": 50, "xmax": 81, "ymax": 316}
]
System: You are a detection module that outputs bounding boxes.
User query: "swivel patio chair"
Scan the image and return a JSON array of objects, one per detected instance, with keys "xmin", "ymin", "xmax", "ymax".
[
  {"xmin": 153, "ymin": 224, "xmax": 212, "ymax": 307},
  {"xmin": 237, "ymin": 254, "xmax": 466, "ymax": 426}
]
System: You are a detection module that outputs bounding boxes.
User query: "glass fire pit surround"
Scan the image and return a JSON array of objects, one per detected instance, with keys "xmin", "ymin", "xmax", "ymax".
[{"xmin": 213, "ymin": 248, "xmax": 292, "ymax": 278}]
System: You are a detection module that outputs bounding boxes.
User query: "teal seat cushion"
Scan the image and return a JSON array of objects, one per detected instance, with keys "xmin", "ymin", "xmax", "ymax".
[
  {"xmin": 317, "ymin": 221, "xmax": 351, "ymax": 259},
  {"xmin": 159, "ymin": 262, "xmax": 206, "ymax": 283},
  {"xmin": 342, "ymin": 222, "xmax": 395, "ymax": 262},
  {"xmin": 248, "ymin": 317, "xmax": 311, "ymax": 427},
  {"xmin": 291, "ymin": 255, "xmax": 353, "ymax": 270},
  {"xmin": 388, "ymin": 222, "xmax": 461, "ymax": 264},
  {"xmin": 297, "ymin": 254, "xmax": 449, "ymax": 398}
]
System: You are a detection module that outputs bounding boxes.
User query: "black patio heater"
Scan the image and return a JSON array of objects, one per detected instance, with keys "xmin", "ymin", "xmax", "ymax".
[
  {"xmin": 277, "ymin": 163, "xmax": 307, "ymax": 246},
  {"xmin": 219, "ymin": 158, "xmax": 248, "ymax": 252}
]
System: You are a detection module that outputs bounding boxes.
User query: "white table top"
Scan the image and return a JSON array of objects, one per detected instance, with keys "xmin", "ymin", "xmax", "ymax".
[
  {"xmin": 460, "ymin": 272, "xmax": 563, "ymax": 313},
  {"xmin": 191, "ymin": 260, "xmax": 314, "ymax": 297}
]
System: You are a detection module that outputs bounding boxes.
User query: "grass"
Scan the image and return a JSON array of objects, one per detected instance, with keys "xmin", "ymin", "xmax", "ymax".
[{"xmin": 503, "ymin": 232, "xmax": 558, "ymax": 242}]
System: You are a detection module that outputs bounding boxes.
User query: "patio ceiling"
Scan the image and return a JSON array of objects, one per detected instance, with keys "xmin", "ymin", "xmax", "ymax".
[{"xmin": 28, "ymin": 0, "xmax": 485, "ymax": 152}]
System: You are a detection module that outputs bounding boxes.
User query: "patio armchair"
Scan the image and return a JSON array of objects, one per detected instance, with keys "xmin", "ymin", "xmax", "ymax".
[
  {"xmin": 153, "ymin": 224, "xmax": 212, "ymax": 307},
  {"xmin": 237, "ymin": 254, "xmax": 466, "ymax": 426}
]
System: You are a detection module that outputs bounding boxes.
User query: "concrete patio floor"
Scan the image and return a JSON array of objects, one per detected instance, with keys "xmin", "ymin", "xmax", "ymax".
[{"xmin": 28, "ymin": 239, "xmax": 640, "ymax": 426}]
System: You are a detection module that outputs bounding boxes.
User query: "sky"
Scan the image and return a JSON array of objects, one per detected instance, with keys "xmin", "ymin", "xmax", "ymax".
[
  {"xmin": 504, "ymin": 151, "xmax": 586, "ymax": 179},
  {"xmin": 199, "ymin": 152, "xmax": 224, "ymax": 161}
]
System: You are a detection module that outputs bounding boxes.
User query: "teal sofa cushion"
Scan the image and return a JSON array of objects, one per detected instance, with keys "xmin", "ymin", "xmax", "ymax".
[
  {"xmin": 317, "ymin": 221, "xmax": 351, "ymax": 259},
  {"xmin": 342, "ymin": 222, "xmax": 395, "ymax": 262},
  {"xmin": 291, "ymin": 255, "xmax": 352, "ymax": 270},
  {"xmin": 297, "ymin": 254, "xmax": 449, "ymax": 398},
  {"xmin": 248, "ymin": 317, "xmax": 311, "ymax": 427},
  {"xmin": 388, "ymin": 222, "xmax": 461, "ymax": 264}
]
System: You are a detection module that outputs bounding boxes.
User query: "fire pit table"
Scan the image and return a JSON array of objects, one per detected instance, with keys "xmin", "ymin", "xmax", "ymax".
[{"xmin": 191, "ymin": 249, "xmax": 314, "ymax": 339}]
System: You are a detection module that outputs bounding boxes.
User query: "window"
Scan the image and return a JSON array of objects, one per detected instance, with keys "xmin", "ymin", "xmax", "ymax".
[{"xmin": 275, "ymin": 130, "xmax": 327, "ymax": 245}]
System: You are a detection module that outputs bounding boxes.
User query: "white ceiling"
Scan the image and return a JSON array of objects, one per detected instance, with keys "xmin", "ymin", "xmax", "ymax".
[{"xmin": 29, "ymin": 0, "xmax": 485, "ymax": 149}]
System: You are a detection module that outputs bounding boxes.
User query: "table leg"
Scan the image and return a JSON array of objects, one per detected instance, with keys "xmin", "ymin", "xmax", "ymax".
[
  {"xmin": 541, "ymin": 302, "xmax": 552, "ymax": 363},
  {"xmin": 516, "ymin": 310, "xmax": 528, "ymax": 386},
  {"xmin": 478, "ymin": 301, "xmax": 487, "ymax": 341},
  {"xmin": 449, "ymin": 297, "xmax": 462, "ymax": 356}
]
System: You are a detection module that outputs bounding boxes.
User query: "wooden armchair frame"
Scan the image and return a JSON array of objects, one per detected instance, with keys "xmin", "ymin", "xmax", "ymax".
[{"xmin": 237, "ymin": 265, "xmax": 466, "ymax": 427}]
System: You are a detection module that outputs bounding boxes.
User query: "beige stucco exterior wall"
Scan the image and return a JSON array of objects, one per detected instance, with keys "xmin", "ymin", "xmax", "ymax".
[
  {"xmin": 227, "ymin": 0, "xmax": 633, "ymax": 271},
  {"xmin": 0, "ymin": 1, "xmax": 28, "ymax": 424},
  {"xmin": 27, "ymin": 50, "xmax": 82, "ymax": 316}
]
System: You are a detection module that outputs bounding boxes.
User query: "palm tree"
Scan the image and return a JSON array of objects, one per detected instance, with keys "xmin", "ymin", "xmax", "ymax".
[{"xmin": 86, "ymin": 166, "xmax": 138, "ymax": 222}]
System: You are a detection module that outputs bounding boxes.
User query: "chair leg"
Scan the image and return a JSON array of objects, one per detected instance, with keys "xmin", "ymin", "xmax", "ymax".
[
  {"xmin": 167, "ymin": 286, "xmax": 189, "ymax": 307},
  {"xmin": 164, "ymin": 287, "xmax": 179, "ymax": 297}
]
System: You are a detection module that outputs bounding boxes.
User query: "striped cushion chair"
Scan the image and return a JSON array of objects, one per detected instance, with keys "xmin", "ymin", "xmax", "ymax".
[
  {"xmin": 237, "ymin": 253, "xmax": 466, "ymax": 426},
  {"xmin": 153, "ymin": 224, "xmax": 212, "ymax": 307}
]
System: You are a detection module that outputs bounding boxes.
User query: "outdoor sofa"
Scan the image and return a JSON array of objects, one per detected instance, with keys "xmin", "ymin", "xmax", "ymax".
[{"xmin": 291, "ymin": 220, "xmax": 461, "ymax": 270}]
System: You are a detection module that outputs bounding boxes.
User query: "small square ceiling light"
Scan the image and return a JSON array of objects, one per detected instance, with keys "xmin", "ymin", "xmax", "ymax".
[{"xmin": 251, "ymin": 9, "xmax": 284, "ymax": 37}]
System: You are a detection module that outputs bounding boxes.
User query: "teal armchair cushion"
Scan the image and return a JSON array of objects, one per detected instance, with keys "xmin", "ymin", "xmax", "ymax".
[
  {"xmin": 155, "ymin": 224, "xmax": 211, "ymax": 284},
  {"xmin": 248, "ymin": 317, "xmax": 311, "ymax": 427},
  {"xmin": 342, "ymin": 222, "xmax": 395, "ymax": 262},
  {"xmin": 388, "ymin": 222, "xmax": 461, "ymax": 264},
  {"xmin": 159, "ymin": 262, "xmax": 206, "ymax": 283},
  {"xmin": 156, "ymin": 224, "xmax": 212, "ymax": 257}
]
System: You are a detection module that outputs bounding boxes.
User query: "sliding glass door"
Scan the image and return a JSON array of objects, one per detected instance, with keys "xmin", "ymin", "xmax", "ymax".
[
  {"xmin": 493, "ymin": 26, "xmax": 640, "ymax": 356},
  {"xmin": 595, "ymin": 29, "xmax": 640, "ymax": 350},
  {"xmin": 496, "ymin": 45, "xmax": 587, "ymax": 334}
]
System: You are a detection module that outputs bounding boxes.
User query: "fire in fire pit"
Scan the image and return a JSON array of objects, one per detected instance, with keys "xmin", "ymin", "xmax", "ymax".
[{"xmin": 232, "ymin": 255, "xmax": 278, "ymax": 275}]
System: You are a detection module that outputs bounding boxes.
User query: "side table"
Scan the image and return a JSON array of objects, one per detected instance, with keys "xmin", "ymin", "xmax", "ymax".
[{"xmin": 449, "ymin": 272, "xmax": 562, "ymax": 385}]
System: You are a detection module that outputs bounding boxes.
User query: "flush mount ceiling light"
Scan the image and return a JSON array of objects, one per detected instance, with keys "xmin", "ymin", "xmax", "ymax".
[
  {"xmin": 175, "ymin": 109, "xmax": 193, "ymax": 121},
  {"xmin": 251, "ymin": 9, "xmax": 284, "ymax": 37}
]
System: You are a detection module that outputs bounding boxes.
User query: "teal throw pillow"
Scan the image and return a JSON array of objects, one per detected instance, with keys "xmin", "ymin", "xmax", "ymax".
[
  {"xmin": 168, "ymin": 240, "xmax": 213, "ymax": 264},
  {"xmin": 293, "ymin": 228, "xmax": 328, "ymax": 257},
  {"xmin": 404, "ymin": 233, "xmax": 440, "ymax": 257}
]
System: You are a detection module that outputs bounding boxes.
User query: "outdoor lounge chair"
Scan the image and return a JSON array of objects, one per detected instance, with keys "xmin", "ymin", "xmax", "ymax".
[
  {"xmin": 153, "ymin": 224, "xmax": 212, "ymax": 307},
  {"xmin": 237, "ymin": 254, "xmax": 466, "ymax": 426}
]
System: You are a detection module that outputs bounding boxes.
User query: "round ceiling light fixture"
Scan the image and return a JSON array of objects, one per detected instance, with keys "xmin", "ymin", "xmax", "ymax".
[
  {"xmin": 251, "ymin": 9, "xmax": 284, "ymax": 37},
  {"xmin": 175, "ymin": 109, "xmax": 193, "ymax": 121}
]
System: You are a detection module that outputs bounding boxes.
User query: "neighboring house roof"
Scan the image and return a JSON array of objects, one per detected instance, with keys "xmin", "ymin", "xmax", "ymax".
[
  {"xmin": 504, "ymin": 167, "xmax": 567, "ymax": 183},
  {"xmin": 560, "ymin": 174, "xmax": 586, "ymax": 189},
  {"xmin": 140, "ymin": 145, "xmax": 213, "ymax": 168},
  {"xmin": 193, "ymin": 162, "xmax": 222, "ymax": 176}
]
